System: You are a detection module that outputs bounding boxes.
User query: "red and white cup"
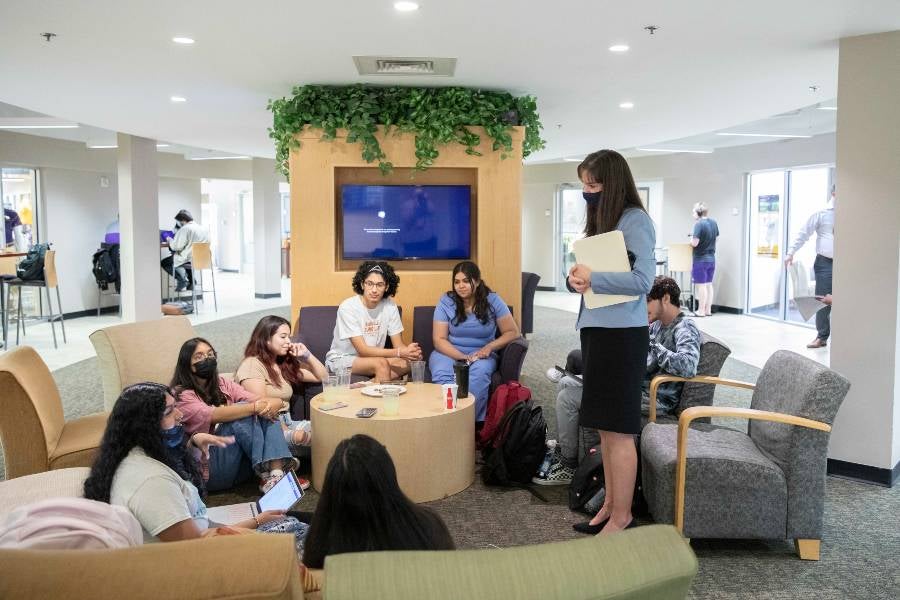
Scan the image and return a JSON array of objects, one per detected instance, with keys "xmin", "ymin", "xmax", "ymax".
[{"xmin": 441, "ymin": 383, "xmax": 459, "ymax": 410}]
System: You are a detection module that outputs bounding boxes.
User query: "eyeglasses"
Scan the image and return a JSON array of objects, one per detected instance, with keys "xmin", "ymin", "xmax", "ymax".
[
  {"xmin": 363, "ymin": 280, "xmax": 386, "ymax": 289},
  {"xmin": 191, "ymin": 350, "xmax": 217, "ymax": 362}
]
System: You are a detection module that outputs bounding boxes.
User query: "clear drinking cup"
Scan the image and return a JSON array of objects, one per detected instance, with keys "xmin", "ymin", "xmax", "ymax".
[
  {"xmin": 410, "ymin": 360, "xmax": 426, "ymax": 384},
  {"xmin": 382, "ymin": 387, "xmax": 400, "ymax": 416},
  {"xmin": 323, "ymin": 375, "xmax": 339, "ymax": 401},
  {"xmin": 337, "ymin": 366, "xmax": 351, "ymax": 398}
]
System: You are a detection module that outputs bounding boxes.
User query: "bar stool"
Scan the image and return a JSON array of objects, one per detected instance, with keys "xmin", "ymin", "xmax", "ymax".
[
  {"xmin": 190, "ymin": 242, "xmax": 217, "ymax": 312},
  {"xmin": 666, "ymin": 243, "xmax": 696, "ymax": 315},
  {"xmin": 5, "ymin": 249, "xmax": 67, "ymax": 349},
  {"xmin": 0, "ymin": 255, "xmax": 18, "ymax": 349}
]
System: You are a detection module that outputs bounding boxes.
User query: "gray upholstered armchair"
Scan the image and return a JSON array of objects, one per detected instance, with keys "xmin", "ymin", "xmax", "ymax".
[{"xmin": 640, "ymin": 350, "xmax": 850, "ymax": 560}]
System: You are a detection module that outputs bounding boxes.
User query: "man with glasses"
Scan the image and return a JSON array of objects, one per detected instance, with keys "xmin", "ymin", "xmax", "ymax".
[{"xmin": 325, "ymin": 261, "xmax": 422, "ymax": 382}]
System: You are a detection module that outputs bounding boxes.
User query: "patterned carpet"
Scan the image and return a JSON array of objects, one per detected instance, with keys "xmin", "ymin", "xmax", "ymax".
[{"xmin": 3, "ymin": 305, "xmax": 899, "ymax": 598}]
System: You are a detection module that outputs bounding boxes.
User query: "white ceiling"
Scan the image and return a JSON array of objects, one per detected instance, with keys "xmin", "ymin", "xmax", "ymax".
[{"xmin": 0, "ymin": 1, "xmax": 897, "ymax": 162}]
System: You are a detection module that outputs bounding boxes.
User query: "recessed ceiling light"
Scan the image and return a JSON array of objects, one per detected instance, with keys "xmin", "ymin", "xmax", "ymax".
[
  {"xmin": 716, "ymin": 132, "xmax": 811, "ymax": 138},
  {"xmin": 563, "ymin": 158, "xmax": 583, "ymax": 162},
  {"xmin": 156, "ymin": 143, "xmax": 171, "ymax": 148},
  {"xmin": 609, "ymin": 44, "xmax": 629, "ymax": 53},
  {"xmin": 170, "ymin": 96, "xmax": 187, "ymax": 103},
  {"xmin": 394, "ymin": 2, "xmax": 419, "ymax": 12},
  {"xmin": 619, "ymin": 102, "xmax": 634, "ymax": 109},
  {"xmin": 172, "ymin": 37, "xmax": 195, "ymax": 45},
  {"xmin": 87, "ymin": 144, "xmax": 118, "ymax": 149},
  {"xmin": 187, "ymin": 155, "xmax": 251, "ymax": 160},
  {"xmin": 636, "ymin": 148, "xmax": 713, "ymax": 154}
]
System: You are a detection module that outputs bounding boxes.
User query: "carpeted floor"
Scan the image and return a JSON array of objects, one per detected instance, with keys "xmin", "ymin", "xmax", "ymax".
[{"xmin": 4, "ymin": 305, "xmax": 899, "ymax": 598}]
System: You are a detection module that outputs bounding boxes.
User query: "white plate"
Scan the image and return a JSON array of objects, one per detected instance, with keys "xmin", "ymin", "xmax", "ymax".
[{"xmin": 360, "ymin": 384, "xmax": 407, "ymax": 397}]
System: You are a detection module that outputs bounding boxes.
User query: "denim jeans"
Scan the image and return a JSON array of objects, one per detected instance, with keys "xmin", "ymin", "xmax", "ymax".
[
  {"xmin": 813, "ymin": 254, "xmax": 832, "ymax": 340},
  {"xmin": 555, "ymin": 376, "xmax": 599, "ymax": 464},
  {"xmin": 205, "ymin": 416, "xmax": 298, "ymax": 492}
]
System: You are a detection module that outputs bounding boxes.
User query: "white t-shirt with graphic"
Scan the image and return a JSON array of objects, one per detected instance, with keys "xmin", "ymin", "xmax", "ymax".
[{"xmin": 325, "ymin": 295, "xmax": 403, "ymax": 366}]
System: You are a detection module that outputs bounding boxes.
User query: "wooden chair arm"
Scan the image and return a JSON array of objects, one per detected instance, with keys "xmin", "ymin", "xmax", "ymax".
[
  {"xmin": 648, "ymin": 375, "xmax": 756, "ymax": 422},
  {"xmin": 673, "ymin": 406, "xmax": 832, "ymax": 532}
]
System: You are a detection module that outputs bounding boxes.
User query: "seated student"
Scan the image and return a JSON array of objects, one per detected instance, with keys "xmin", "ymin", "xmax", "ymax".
[
  {"xmin": 324, "ymin": 261, "xmax": 422, "ymax": 382},
  {"xmin": 300, "ymin": 434, "xmax": 454, "ymax": 594},
  {"xmin": 83, "ymin": 383, "xmax": 301, "ymax": 543},
  {"xmin": 533, "ymin": 276, "xmax": 701, "ymax": 487},
  {"xmin": 429, "ymin": 261, "xmax": 520, "ymax": 422},
  {"xmin": 235, "ymin": 315, "xmax": 328, "ymax": 450},
  {"xmin": 172, "ymin": 337, "xmax": 304, "ymax": 492}
]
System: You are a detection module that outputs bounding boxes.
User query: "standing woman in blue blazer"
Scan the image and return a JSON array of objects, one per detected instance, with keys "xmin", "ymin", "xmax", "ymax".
[{"xmin": 568, "ymin": 150, "xmax": 656, "ymax": 534}]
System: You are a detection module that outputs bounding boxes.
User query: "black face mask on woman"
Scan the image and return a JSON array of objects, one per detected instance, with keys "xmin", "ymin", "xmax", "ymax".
[
  {"xmin": 193, "ymin": 357, "xmax": 217, "ymax": 379},
  {"xmin": 583, "ymin": 191, "xmax": 602, "ymax": 205}
]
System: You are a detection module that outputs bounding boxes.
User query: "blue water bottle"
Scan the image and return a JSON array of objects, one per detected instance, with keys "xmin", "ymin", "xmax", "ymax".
[{"xmin": 537, "ymin": 439, "xmax": 557, "ymax": 478}]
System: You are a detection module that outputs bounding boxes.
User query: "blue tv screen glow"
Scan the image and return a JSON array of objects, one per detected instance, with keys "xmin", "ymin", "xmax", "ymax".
[{"xmin": 341, "ymin": 185, "xmax": 471, "ymax": 260}]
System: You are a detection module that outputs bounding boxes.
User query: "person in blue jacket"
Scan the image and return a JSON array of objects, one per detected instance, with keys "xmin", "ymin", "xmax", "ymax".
[
  {"xmin": 429, "ymin": 261, "xmax": 520, "ymax": 422},
  {"xmin": 567, "ymin": 149, "xmax": 656, "ymax": 535}
]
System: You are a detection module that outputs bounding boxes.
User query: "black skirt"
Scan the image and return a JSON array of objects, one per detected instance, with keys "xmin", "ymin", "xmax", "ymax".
[{"xmin": 578, "ymin": 326, "xmax": 649, "ymax": 435}]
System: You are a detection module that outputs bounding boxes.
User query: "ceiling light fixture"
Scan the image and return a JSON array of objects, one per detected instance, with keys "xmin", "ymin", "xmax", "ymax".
[
  {"xmin": 716, "ymin": 132, "xmax": 812, "ymax": 138},
  {"xmin": 394, "ymin": 1, "xmax": 419, "ymax": 11},
  {"xmin": 619, "ymin": 102, "xmax": 634, "ymax": 109},
  {"xmin": 187, "ymin": 155, "xmax": 251, "ymax": 160},
  {"xmin": 609, "ymin": 44, "xmax": 629, "ymax": 53},
  {"xmin": 0, "ymin": 118, "xmax": 79, "ymax": 129},
  {"xmin": 156, "ymin": 143, "xmax": 171, "ymax": 148},
  {"xmin": 170, "ymin": 96, "xmax": 187, "ymax": 103},
  {"xmin": 817, "ymin": 106, "xmax": 838, "ymax": 111},
  {"xmin": 563, "ymin": 158, "xmax": 583, "ymax": 162},
  {"xmin": 636, "ymin": 148, "xmax": 713, "ymax": 154},
  {"xmin": 172, "ymin": 37, "xmax": 195, "ymax": 44},
  {"xmin": 2, "ymin": 177, "xmax": 26, "ymax": 182},
  {"xmin": 87, "ymin": 144, "xmax": 118, "ymax": 149}
]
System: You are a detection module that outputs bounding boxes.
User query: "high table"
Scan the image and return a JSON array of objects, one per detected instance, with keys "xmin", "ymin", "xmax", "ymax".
[
  {"xmin": 310, "ymin": 383, "xmax": 475, "ymax": 503},
  {"xmin": 0, "ymin": 251, "xmax": 27, "ymax": 349}
]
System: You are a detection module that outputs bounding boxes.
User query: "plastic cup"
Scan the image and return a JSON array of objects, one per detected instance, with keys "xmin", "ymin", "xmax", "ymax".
[
  {"xmin": 440, "ymin": 383, "xmax": 459, "ymax": 410},
  {"xmin": 382, "ymin": 387, "xmax": 400, "ymax": 416},
  {"xmin": 410, "ymin": 361, "xmax": 426, "ymax": 384},
  {"xmin": 323, "ymin": 375, "xmax": 339, "ymax": 400}
]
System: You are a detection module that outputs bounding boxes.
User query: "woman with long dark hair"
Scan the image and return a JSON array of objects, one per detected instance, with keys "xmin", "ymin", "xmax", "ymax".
[
  {"xmin": 302, "ymin": 434, "xmax": 454, "ymax": 571},
  {"xmin": 429, "ymin": 261, "xmax": 519, "ymax": 421},
  {"xmin": 567, "ymin": 150, "xmax": 655, "ymax": 534},
  {"xmin": 83, "ymin": 383, "xmax": 289, "ymax": 541},
  {"xmin": 172, "ymin": 337, "xmax": 300, "ymax": 493}
]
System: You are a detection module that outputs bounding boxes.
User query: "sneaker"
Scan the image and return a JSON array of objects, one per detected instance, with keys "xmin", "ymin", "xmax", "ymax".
[
  {"xmin": 296, "ymin": 476, "xmax": 311, "ymax": 491},
  {"xmin": 260, "ymin": 469, "xmax": 285, "ymax": 493},
  {"xmin": 545, "ymin": 367, "xmax": 563, "ymax": 384},
  {"xmin": 532, "ymin": 459, "xmax": 575, "ymax": 486}
]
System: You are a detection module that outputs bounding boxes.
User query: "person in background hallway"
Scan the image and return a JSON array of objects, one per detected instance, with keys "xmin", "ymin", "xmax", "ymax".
[
  {"xmin": 690, "ymin": 202, "xmax": 719, "ymax": 317},
  {"xmin": 3, "ymin": 204, "xmax": 21, "ymax": 248},
  {"xmin": 161, "ymin": 209, "xmax": 209, "ymax": 292},
  {"xmin": 566, "ymin": 149, "xmax": 656, "ymax": 534},
  {"xmin": 785, "ymin": 185, "xmax": 835, "ymax": 349}
]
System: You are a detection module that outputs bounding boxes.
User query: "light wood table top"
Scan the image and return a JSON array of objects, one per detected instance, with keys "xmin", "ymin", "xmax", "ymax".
[{"xmin": 310, "ymin": 382, "xmax": 475, "ymax": 503}]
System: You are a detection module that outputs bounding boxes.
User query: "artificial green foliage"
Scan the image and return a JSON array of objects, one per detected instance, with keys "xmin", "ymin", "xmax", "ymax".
[{"xmin": 267, "ymin": 85, "xmax": 545, "ymax": 177}]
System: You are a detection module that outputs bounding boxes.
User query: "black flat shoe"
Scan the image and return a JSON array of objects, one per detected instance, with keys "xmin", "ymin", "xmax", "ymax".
[{"xmin": 573, "ymin": 518, "xmax": 609, "ymax": 535}]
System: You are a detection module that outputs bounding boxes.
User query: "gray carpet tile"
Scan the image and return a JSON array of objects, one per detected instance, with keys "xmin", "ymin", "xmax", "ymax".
[{"xmin": 2, "ymin": 304, "xmax": 899, "ymax": 598}]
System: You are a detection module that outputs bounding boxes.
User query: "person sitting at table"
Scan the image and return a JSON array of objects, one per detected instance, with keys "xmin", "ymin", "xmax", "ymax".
[
  {"xmin": 83, "ymin": 382, "xmax": 302, "ymax": 542},
  {"xmin": 301, "ymin": 434, "xmax": 454, "ymax": 594},
  {"xmin": 429, "ymin": 261, "xmax": 520, "ymax": 422},
  {"xmin": 172, "ymin": 337, "xmax": 303, "ymax": 492},
  {"xmin": 324, "ymin": 261, "xmax": 422, "ymax": 382},
  {"xmin": 161, "ymin": 209, "xmax": 209, "ymax": 292}
]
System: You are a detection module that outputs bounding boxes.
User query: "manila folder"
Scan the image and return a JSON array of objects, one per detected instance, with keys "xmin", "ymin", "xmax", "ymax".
[{"xmin": 572, "ymin": 230, "xmax": 638, "ymax": 309}]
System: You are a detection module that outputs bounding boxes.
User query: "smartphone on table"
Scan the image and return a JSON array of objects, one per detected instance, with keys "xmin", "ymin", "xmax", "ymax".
[{"xmin": 356, "ymin": 407, "xmax": 377, "ymax": 418}]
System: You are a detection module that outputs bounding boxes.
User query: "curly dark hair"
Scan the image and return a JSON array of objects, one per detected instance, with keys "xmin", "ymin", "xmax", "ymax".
[
  {"xmin": 243, "ymin": 315, "xmax": 303, "ymax": 388},
  {"xmin": 647, "ymin": 276, "xmax": 681, "ymax": 307},
  {"xmin": 171, "ymin": 337, "xmax": 226, "ymax": 406},
  {"xmin": 303, "ymin": 434, "xmax": 454, "ymax": 569},
  {"xmin": 83, "ymin": 382, "xmax": 204, "ymax": 503},
  {"xmin": 447, "ymin": 261, "xmax": 494, "ymax": 325},
  {"xmin": 351, "ymin": 261, "xmax": 399, "ymax": 297}
]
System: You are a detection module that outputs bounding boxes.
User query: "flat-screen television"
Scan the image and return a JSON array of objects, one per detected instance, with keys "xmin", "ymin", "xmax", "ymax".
[{"xmin": 341, "ymin": 184, "xmax": 471, "ymax": 260}]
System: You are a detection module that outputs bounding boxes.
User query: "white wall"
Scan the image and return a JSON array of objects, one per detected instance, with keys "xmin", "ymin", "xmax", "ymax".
[
  {"xmin": 158, "ymin": 178, "xmax": 202, "ymax": 232},
  {"xmin": 521, "ymin": 182, "xmax": 556, "ymax": 286},
  {"xmin": 522, "ymin": 134, "xmax": 835, "ymax": 308},
  {"xmin": 202, "ymin": 179, "xmax": 252, "ymax": 271}
]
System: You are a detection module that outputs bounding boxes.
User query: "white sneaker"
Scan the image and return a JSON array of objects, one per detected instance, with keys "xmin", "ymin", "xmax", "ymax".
[{"xmin": 545, "ymin": 367, "xmax": 563, "ymax": 383}]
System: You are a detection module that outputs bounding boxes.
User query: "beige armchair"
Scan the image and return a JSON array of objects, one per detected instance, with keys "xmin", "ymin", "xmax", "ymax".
[
  {"xmin": 0, "ymin": 347, "xmax": 108, "ymax": 479},
  {"xmin": 90, "ymin": 316, "xmax": 196, "ymax": 410}
]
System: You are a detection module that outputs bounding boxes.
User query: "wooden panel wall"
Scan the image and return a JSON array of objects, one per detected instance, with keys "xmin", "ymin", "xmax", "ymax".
[{"xmin": 290, "ymin": 126, "xmax": 524, "ymax": 338}]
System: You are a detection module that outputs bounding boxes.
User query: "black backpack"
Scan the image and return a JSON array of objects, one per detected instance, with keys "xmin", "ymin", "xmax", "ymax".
[
  {"xmin": 481, "ymin": 399, "xmax": 547, "ymax": 490},
  {"xmin": 92, "ymin": 243, "xmax": 120, "ymax": 292},
  {"xmin": 568, "ymin": 444, "xmax": 604, "ymax": 512},
  {"xmin": 16, "ymin": 243, "xmax": 50, "ymax": 281}
]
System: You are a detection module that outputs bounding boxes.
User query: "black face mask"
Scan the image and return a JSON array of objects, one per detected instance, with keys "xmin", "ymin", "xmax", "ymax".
[
  {"xmin": 174, "ymin": 222, "xmax": 183, "ymax": 230},
  {"xmin": 193, "ymin": 357, "xmax": 217, "ymax": 379},
  {"xmin": 583, "ymin": 191, "xmax": 602, "ymax": 205}
]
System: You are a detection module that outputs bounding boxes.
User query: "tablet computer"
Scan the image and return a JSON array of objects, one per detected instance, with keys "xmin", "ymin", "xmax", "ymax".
[{"xmin": 206, "ymin": 471, "xmax": 305, "ymax": 525}]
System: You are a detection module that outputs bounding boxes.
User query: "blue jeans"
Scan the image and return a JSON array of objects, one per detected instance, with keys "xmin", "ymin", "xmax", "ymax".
[
  {"xmin": 813, "ymin": 254, "xmax": 832, "ymax": 341},
  {"xmin": 205, "ymin": 416, "xmax": 298, "ymax": 492}
]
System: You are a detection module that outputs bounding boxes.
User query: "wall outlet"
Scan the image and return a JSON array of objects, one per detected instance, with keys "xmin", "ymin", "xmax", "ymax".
[
  {"xmin": 99, "ymin": 176, "xmax": 110, "ymax": 188},
  {"xmin": 731, "ymin": 207, "xmax": 739, "ymax": 216}
]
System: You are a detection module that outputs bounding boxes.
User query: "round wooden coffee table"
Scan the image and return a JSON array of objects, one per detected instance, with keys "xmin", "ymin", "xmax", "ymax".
[{"xmin": 310, "ymin": 383, "xmax": 475, "ymax": 503}]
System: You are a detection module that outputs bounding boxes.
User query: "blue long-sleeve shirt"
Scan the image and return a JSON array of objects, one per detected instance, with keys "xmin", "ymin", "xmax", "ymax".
[{"xmin": 572, "ymin": 208, "xmax": 657, "ymax": 329}]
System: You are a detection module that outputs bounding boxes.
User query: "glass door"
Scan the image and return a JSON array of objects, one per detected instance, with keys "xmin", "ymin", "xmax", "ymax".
[
  {"xmin": 1, "ymin": 167, "xmax": 38, "ymax": 249},
  {"xmin": 556, "ymin": 186, "xmax": 585, "ymax": 290},
  {"xmin": 784, "ymin": 167, "xmax": 831, "ymax": 324},
  {"xmin": 747, "ymin": 170, "xmax": 787, "ymax": 319}
]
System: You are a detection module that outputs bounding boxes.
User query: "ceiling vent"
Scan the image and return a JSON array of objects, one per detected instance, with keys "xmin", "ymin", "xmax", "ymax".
[{"xmin": 353, "ymin": 56, "xmax": 456, "ymax": 76}]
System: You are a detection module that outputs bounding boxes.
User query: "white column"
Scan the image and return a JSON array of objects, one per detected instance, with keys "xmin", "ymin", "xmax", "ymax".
[
  {"xmin": 252, "ymin": 158, "xmax": 283, "ymax": 298},
  {"xmin": 829, "ymin": 30, "xmax": 900, "ymax": 482},
  {"xmin": 117, "ymin": 133, "xmax": 161, "ymax": 322}
]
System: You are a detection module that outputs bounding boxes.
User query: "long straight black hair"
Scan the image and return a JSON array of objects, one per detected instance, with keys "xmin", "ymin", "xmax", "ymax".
[
  {"xmin": 170, "ymin": 337, "xmax": 225, "ymax": 406},
  {"xmin": 578, "ymin": 149, "xmax": 647, "ymax": 236},
  {"xmin": 302, "ymin": 434, "xmax": 454, "ymax": 568},
  {"xmin": 447, "ymin": 261, "xmax": 493, "ymax": 325}
]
